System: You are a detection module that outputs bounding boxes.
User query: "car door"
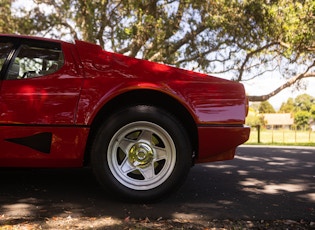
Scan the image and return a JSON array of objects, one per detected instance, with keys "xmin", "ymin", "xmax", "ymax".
[{"xmin": 0, "ymin": 37, "xmax": 85, "ymax": 166}]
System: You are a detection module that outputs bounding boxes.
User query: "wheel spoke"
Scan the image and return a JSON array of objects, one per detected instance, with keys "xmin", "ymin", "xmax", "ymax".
[
  {"xmin": 120, "ymin": 157, "xmax": 136, "ymax": 174},
  {"xmin": 154, "ymin": 146, "xmax": 168, "ymax": 160},
  {"xmin": 118, "ymin": 138, "xmax": 134, "ymax": 154},
  {"xmin": 139, "ymin": 164, "xmax": 155, "ymax": 179},
  {"xmin": 138, "ymin": 130, "xmax": 152, "ymax": 143}
]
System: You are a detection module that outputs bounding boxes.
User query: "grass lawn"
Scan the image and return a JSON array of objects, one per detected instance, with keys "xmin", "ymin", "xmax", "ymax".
[{"xmin": 246, "ymin": 129, "xmax": 315, "ymax": 146}]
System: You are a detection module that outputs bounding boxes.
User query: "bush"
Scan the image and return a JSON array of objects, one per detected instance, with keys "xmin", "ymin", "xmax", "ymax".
[{"xmin": 294, "ymin": 111, "xmax": 310, "ymax": 130}]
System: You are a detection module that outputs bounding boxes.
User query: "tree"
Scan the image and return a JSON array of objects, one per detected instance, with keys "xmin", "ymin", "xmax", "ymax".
[
  {"xmin": 294, "ymin": 110, "xmax": 311, "ymax": 130},
  {"xmin": 258, "ymin": 101, "xmax": 275, "ymax": 113},
  {"xmin": 293, "ymin": 94, "xmax": 314, "ymax": 129},
  {"xmin": 4, "ymin": 0, "xmax": 315, "ymax": 102},
  {"xmin": 311, "ymin": 105, "xmax": 315, "ymax": 119},
  {"xmin": 280, "ymin": 93, "xmax": 314, "ymax": 113},
  {"xmin": 246, "ymin": 113, "xmax": 265, "ymax": 127},
  {"xmin": 279, "ymin": 98, "xmax": 295, "ymax": 113},
  {"xmin": 279, "ymin": 94, "xmax": 314, "ymax": 129},
  {"xmin": 0, "ymin": 0, "xmax": 15, "ymax": 33},
  {"xmin": 294, "ymin": 93, "xmax": 315, "ymax": 112}
]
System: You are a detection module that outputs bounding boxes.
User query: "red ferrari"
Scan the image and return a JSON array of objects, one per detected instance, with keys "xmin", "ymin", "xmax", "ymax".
[{"xmin": 0, "ymin": 34, "xmax": 249, "ymax": 200}]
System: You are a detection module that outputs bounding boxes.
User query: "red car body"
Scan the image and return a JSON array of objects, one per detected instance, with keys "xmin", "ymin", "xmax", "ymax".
[{"xmin": 0, "ymin": 34, "xmax": 249, "ymax": 199}]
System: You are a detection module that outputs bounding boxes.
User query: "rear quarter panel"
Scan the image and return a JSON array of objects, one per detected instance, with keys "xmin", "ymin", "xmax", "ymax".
[{"xmin": 74, "ymin": 40, "xmax": 247, "ymax": 126}]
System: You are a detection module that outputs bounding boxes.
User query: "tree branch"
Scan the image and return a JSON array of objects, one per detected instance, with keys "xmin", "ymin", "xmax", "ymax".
[
  {"xmin": 248, "ymin": 71, "xmax": 315, "ymax": 101},
  {"xmin": 237, "ymin": 41, "xmax": 280, "ymax": 81}
]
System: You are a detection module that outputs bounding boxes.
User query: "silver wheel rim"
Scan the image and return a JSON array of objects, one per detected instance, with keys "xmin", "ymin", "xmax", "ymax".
[{"xmin": 107, "ymin": 121, "xmax": 176, "ymax": 190}]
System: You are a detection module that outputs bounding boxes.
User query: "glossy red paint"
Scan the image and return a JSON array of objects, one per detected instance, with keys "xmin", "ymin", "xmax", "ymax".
[
  {"xmin": 196, "ymin": 126, "xmax": 250, "ymax": 163},
  {"xmin": 0, "ymin": 126, "xmax": 89, "ymax": 167},
  {"xmin": 0, "ymin": 34, "xmax": 250, "ymax": 168},
  {"xmin": 74, "ymin": 40, "xmax": 248, "ymax": 125}
]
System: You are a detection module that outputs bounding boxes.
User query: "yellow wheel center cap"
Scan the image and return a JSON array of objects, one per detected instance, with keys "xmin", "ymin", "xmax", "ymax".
[{"xmin": 129, "ymin": 143, "xmax": 154, "ymax": 168}]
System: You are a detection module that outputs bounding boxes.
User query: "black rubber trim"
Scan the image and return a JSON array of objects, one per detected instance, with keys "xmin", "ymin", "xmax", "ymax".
[{"xmin": 5, "ymin": 132, "xmax": 53, "ymax": 154}]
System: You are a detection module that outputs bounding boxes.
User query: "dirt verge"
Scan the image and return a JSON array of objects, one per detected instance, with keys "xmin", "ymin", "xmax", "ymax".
[{"xmin": 1, "ymin": 216, "xmax": 314, "ymax": 230}]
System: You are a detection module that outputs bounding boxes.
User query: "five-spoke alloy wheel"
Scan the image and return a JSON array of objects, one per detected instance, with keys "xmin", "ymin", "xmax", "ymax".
[{"xmin": 91, "ymin": 105, "xmax": 192, "ymax": 201}]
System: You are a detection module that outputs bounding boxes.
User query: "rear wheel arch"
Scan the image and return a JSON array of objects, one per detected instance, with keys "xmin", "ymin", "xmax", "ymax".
[{"xmin": 84, "ymin": 89, "xmax": 198, "ymax": 166}]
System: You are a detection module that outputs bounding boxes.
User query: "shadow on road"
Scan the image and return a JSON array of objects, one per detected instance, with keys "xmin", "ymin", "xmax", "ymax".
[{"xmin": 0, "ymin": 146, "xmax": 314, "ymax": 225}]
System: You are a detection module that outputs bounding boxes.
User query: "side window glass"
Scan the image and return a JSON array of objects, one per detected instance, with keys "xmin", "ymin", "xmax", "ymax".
[
  {"xmin": 0, "ymin": 42, "xmax": 13, "ymax": 72},
  {"xmin": 7, "ymin": 45, "xmax": 64, "ymax": 80}
]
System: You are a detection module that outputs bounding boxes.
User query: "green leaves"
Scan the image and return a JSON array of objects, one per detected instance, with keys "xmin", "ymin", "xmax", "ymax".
[
  {"xmin": 0, "ymin": 0, "xmax": 15, "ymax": 33},
  {"xmin": 259, "ymin": 101, "xmax": 276, "ymax": 114},
  {"xmin": 280, "ymin": 94, "xmax": 315, "ymax": 129},
  {"xmin": 294, "ymin": 110, "xmax": 311, "ymax": 129}
]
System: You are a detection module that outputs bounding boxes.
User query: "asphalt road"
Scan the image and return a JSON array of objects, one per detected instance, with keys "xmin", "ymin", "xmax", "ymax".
[{"xmin": 0, "ymin": 146, "xmax": 314, "ymax": 223}]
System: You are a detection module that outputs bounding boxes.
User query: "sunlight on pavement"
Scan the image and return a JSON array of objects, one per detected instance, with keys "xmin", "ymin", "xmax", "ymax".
[
  {"xmin": 239, "ymin": 178, "xmax": 307, "ymax": 194},
  {"xmin": 203, "ymin": 164, "xmax": 237, "ymax": 169},
  {"xmin": 235, "ymin": 155, "xmax": 265, "ymax": 162},
  {"xmin": 267, "ymin": 157, "xmax": 299, "ymax": 166},
  {"xmin": 2, "ymin": 203, "xmax": 39, "ymax": 217},
  {"xmin": 298, "ymin": 193, "xmax": 315, "ymax": 202},
  {"xmin": 45, "ymin": 216, "xmax": 122, "ymax": 229},
  {"xmin": 262, "ymin": 184, "xmax": 305, "ymax": 194},
  {"xmin": 237, "ymin": 170, "xmax": 249, "ymax": 176},
  {"xmin": 172, "ymin": 212, "xmax": 201, "ymax": 221}
]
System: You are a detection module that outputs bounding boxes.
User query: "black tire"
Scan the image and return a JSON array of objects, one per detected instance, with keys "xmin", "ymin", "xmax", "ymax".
[{"xmin": 91, "ymin": 105, "xmax": 192, "ymax": 201}]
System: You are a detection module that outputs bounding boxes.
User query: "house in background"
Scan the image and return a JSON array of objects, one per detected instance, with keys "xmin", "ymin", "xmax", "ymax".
[{"xmin": 263, "ymin": 113, "xmax": 294, "ymax": 130}]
